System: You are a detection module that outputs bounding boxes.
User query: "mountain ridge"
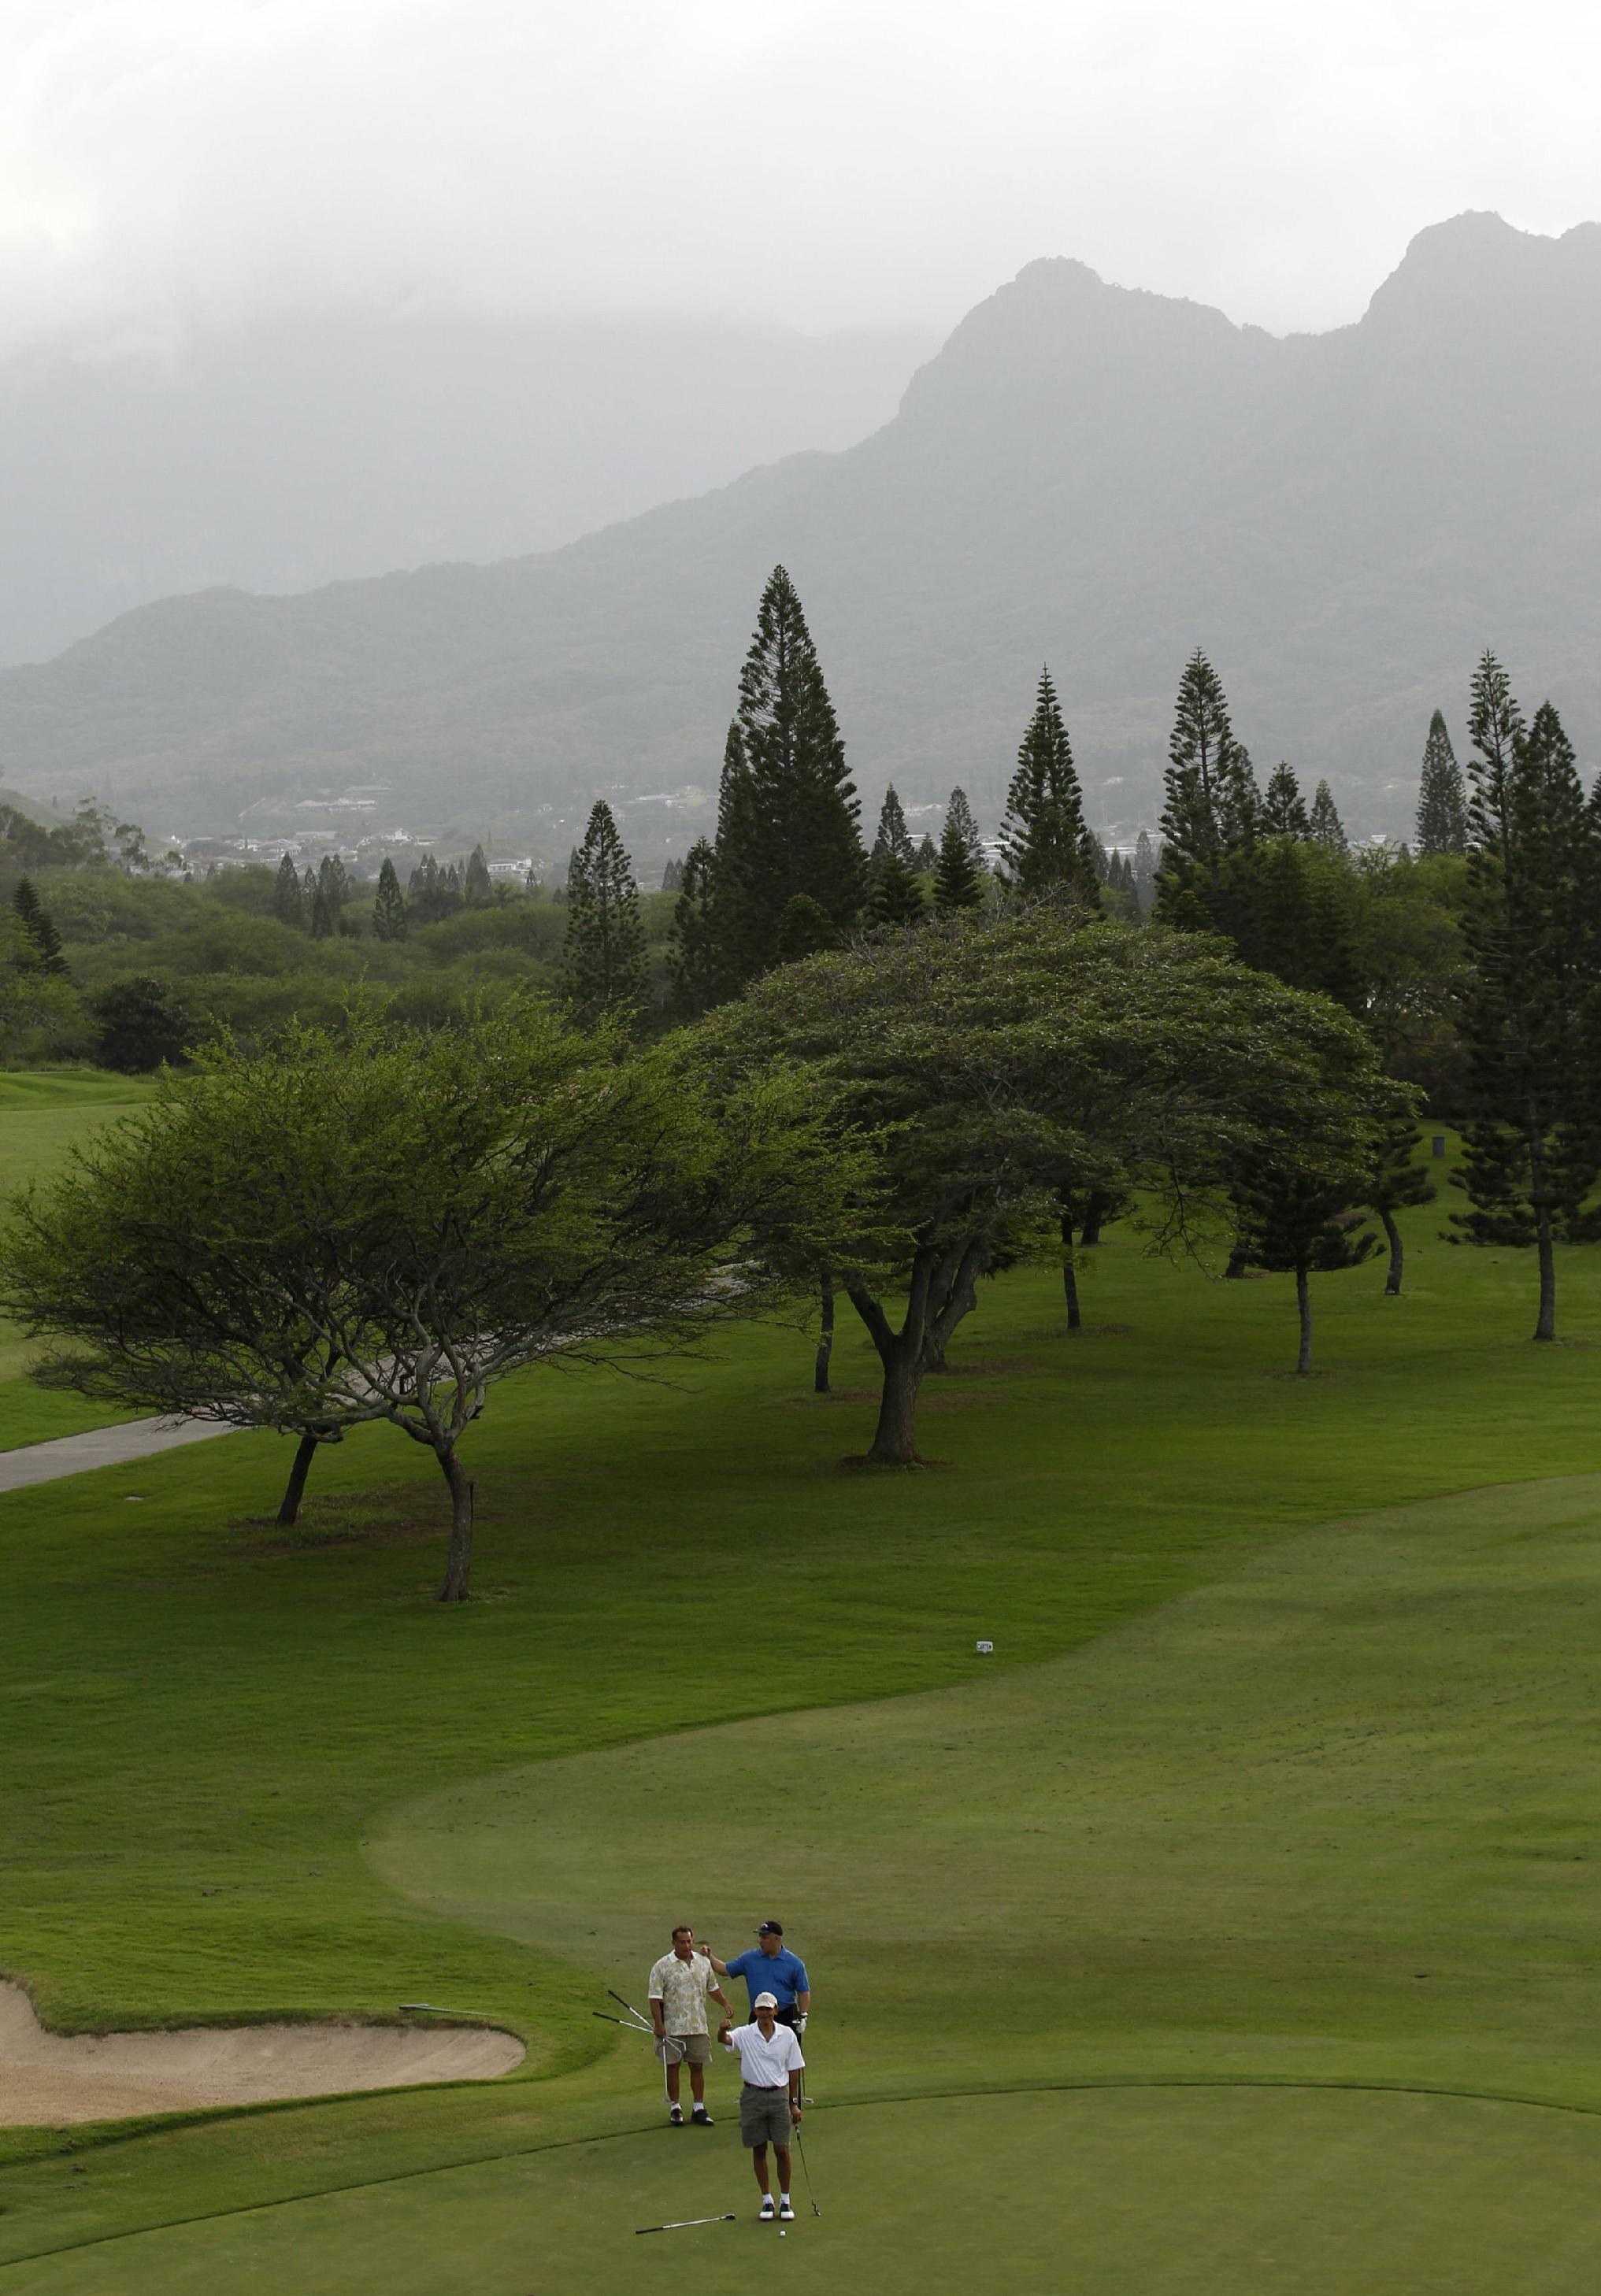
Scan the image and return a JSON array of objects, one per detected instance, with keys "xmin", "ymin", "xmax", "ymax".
[{"xmin": 2, "ymin": 212, "xmax": 1597, "ymax": 846}]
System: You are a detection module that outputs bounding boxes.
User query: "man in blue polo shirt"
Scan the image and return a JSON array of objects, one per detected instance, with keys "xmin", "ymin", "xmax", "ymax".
[{"xmin": 706, "ymin": 1921, "xmax": 810, "ymax": 2034}]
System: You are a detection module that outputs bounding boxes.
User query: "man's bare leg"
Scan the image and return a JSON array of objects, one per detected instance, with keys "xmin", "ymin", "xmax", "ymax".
[
  {"xmin": 665, "ymin": 2058, "xmax": 681, "ymax": 2108},
  {"xmin": 773, "ymin": 2144, "xmax": 792, "ymax": 2198},
  {"xmin": 690, "ymin": 2061, "xmax": 706, "ymax": 2107},
  {"xmin": 752, "ymin": 2142, "xmax": 770, "ymax": 2198}
]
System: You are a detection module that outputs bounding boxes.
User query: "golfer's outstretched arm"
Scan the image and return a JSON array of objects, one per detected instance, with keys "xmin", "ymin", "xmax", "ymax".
[{"xmin": 703, "ymin": 1951, "xmax": 729, "ymax": 1976}]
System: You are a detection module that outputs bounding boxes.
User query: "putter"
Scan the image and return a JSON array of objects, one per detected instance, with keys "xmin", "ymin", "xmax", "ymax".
[
  {"xmin": 635, "ymin": 2214, "xmax": 736, "ymax": 2235},
  {"xmin": 794, "ymin": 2117, "xmax": 821, "ymax": 2218}
]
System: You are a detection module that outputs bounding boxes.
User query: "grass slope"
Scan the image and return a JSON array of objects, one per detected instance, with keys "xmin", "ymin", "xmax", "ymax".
[
  {"xmin": 17, "ymin": 2091, "xmax": 1601, "ymax": 2296},
  {"xmin": 0, "ymin": 1070, "xmax": 151, "ymax": 1444},
  {"xmin": 3, "ymin": 1159, "xmax": 1601, "ymax": 2282}
]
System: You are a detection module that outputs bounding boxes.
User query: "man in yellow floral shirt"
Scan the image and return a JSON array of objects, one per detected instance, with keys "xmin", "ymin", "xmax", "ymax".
[{"xmin": 647, "ymin": 1925, "xmax": 731, "ymax": 2126}]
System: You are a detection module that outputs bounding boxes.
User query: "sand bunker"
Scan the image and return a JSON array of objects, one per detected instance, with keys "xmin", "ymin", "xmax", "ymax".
[{"xmin": 0, "ymin": 1981, "xmax": 524, "ymax": 2125}]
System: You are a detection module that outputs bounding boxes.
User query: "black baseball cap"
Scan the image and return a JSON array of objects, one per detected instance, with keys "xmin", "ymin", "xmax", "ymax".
[{"xmin": 758, "ymin": 1920, "xmax": 784, "ymax": 1936}]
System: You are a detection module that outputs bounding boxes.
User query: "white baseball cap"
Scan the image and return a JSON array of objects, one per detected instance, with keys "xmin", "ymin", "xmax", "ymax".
[{"xmin": 754, "ymin": 1990, "xmax": 780, "ymax": 2010}]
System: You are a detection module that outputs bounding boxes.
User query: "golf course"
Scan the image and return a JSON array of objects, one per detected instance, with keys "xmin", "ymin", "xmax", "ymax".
[{"xmin": 5, "ymin": 1083, "xmax": 1601, "ymax": 2290}]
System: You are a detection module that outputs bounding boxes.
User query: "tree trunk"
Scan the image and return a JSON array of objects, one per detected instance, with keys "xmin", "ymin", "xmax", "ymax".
[
  {"xmin": 1380, "ymin": 1209, "xmax": 1403, "ymax": 1298},
  {"xmin": 813, "ymin": 1279, "xmax": 835, "ymax": 1394},
  {"xmin": 1529, "ymin": 1120, "xmax": 1556, "ymax": 1341},
  {"xmin": 437, "ymin": 1448, "xmax": 475, "ymax": 1602},
  {"xmin": 276, "ymin": 1430, "xmax": 322, "ymax": 1528},
  {"xmin": 1295, "ymin": 1262, "xmax": 1313, "ymax": 1376},
  {"xmin": 1224, "ymin": 1238, "xmax": 1251, "ymax": 1279},
  {"xmin": 866, "ymin": 1340, "xmax": 925, "ymax": 1465},
  {"xmin": 1079, "ymin": 1191, "xmax": 1112, "ymax": 1247},
  {"xmin": 1060, "ymin": 1213, "xmax": 1082, "ymax": 1333}
]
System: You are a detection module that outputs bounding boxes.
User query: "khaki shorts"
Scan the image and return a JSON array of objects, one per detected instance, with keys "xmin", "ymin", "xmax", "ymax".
[
  {"xmin": 739, "ymin": 2084, "xmax": 794, "ymax": 2150},
  {"xmin": 658, "ymin": 2031, "xmax": 711, "ymax": 2065}
]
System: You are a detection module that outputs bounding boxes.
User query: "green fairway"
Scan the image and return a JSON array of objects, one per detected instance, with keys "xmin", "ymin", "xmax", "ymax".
[
  {"xmin": 0, "ymin": 1070, "xmax": 151, "ymax": 1439},
  {"xmin": 376, "ymin": 1472, "xmax": 1601, "ymax": 2107},
  {"xmin": 5, "ymin": 1154, "xmax": 1601, "ymax": 2287},
  {"xmin": 16, "ymin": 2090, "xmax": 1601, "ymax": 2295}
]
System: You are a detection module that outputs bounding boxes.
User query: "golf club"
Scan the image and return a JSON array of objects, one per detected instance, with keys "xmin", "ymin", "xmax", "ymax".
[
  {"xmin": 397, "ymin": 2002, "xmax": 494, "ymax": 2020},
  {"xmin": 593, "ymin": 2009, "xmax": 654, "ymax": 2034},
  {"xmin": 634, "ymin": 2214, "xmax": 737, "ymax": 2235},
  {"xmin": 794, "ymin": 2117, "xmax": 821, "ymax": 2217}
]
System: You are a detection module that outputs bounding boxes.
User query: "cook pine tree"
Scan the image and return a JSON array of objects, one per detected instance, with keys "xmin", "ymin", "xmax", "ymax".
[
  {"xmin": 11, "ymin": 879, "xmax": 66, "ymax": 973},
  {"xmin": 1447, "ymin": 656, "xmax": 1601, "ymax": 1340},
  {"xmin": 1414, "ymin": 710, "xmax": 1469, "ymax": 855},
  {"xmin": 871, "ymin": 785, "xmax": 915, "ymax": 871},
  {"xmin": 710, "ymin": 567, "xmax": 865, "ymax": 984},
  {"xmin": 1261, "ymin": 763, "xmax": 1310, "ymax": 838},
  {"xmin": 999, "ymin": 668, "xmax": 1101, "ymax": 905},
  {"xmin": 665, "ymin": 838, "xmax": 725, "ymax": 1016},
  {"xmin": 372, "ymin": 857, "xmax": 409, "ymax": 942},
  {"xmin": 272, "ymin": 853, "xmax": 305, "ymax": 928},
  {"xmin": 933, "ymin": 807, "xmax": 983, "ymax": 911},
  {"xmin": 867, "ymin": 787, "xmax": 926, "ymax": 924},
  {"xmin": 562, "ymin": 801, "xmax": 648, "ymax": 1025},
  {"xmin": 1308, "ymin": 780, "xmax": 1347, "ymax": 851},
  {"xmin": 1155, "ymin": 650, "xmax": 1258, "ymax": 918}
]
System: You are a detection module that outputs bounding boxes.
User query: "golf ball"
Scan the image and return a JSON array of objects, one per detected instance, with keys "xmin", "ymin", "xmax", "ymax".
[{"xmin": 780, "ymin": 2229, "xmax": 787, "ymax": 2238}]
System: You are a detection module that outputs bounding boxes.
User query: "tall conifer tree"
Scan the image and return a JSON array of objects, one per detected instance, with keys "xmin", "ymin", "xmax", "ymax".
[
  {"xmin": 372, "ymin": 857, "xmax": 409, "ymax": 942},
  {"xmin": 562, "ymin": 801, "xmax": 647, "ymax": 1025},
  {"xmin": 665, "ymin": 839, "xmax": 728, "ymax": 1017},
  {"xmin": 1157, "ymin": 650, "xmax": 1258, "ymax": 902},
  {"xmin": 1262, "ymin": 763, "xmax": 1310, "ymax": 838},
  {"xmin": 933, "ymin": 812, "xmax": 982, "ymax": 911},
  {"xmin": 272, "ymin": 853, "xmax": 304, "ymax": 928},
  {"xmin": 945, "ymin": 787, "xmax": 984, "ymax": 871},
  {"xmin": 1308, "ymin": 781, "xmax": 1348, "ymax": 851},
  {"xmin": 1449, "ymin": 660, "xmax": 1601, "ymax": 1339},
  {"xmin": 871, "ymin": 786, "xmax": 915, "ymax": 869},
  {"xmin": 11, "ymin": 878, "xmax": 66, "ymax": 973},
  {"xmin": 713, "ymin": 568, "xmax": 864, "ymax": 982},
  {"xmin": 998, "ymin": 668, "xmax": 1100, "ymax": 904},
  {"xmin": 1415, "ymin": 709, "xmax": 1469, "ymax": 854},
  {"xmin": 867, "ymin": 849, "xmax": 927, "ymax": 926}
]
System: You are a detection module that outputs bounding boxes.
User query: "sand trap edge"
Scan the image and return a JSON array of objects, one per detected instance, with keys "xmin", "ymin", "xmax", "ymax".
[{"xmin": 0, "ymin": 1980, "xmax": 525, "ymax": 2126}]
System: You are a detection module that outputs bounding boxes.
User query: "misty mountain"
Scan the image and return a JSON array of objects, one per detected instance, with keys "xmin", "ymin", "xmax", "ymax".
[
  {"xmin": 2, "ymin": 213, "xmax": 1598, "ymax": 848},
  {"xmin": 0, "ymin": 310, "xmax": 933, "ymax": 665}
]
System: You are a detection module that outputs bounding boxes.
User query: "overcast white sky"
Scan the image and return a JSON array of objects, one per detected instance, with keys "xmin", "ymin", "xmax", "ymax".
[{"xmin": 6, "ymin": 0, "xmax": 1601, "ymax": 360}]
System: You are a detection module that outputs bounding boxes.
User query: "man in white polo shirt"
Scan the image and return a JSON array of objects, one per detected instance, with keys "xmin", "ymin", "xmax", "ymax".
[
  {"xmin": 647, "ymin": 1925, "xmax": 731, "ymax": 2127},
  {"xmin": 717, "ymin": 1990, "xmax": 806, "ymax": 2221}
]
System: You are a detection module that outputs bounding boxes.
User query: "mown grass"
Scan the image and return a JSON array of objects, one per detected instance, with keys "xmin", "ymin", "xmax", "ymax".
[
  {"xmin": 0, "ymin": 1070, "xmax": 151, "ymax": 1440},
  {"xmin": 3, "ymin": 1140, "xmax": 1601, "ymax": 2283}
]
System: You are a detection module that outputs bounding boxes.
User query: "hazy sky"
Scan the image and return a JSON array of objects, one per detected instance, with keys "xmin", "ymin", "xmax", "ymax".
[{"xmin": 6, "ymin": 0, "xmax": 1601, "ymax": 359}]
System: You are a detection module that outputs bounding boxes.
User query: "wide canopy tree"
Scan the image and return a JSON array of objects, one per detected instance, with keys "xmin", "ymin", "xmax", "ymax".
[
  {"xmin": 1, "ymin": 1002, "xmax": 873, "ymax": 1599},
  {"xmin": 695, "ymin": 906, "xmax": 1400, "ymax": 1465}
]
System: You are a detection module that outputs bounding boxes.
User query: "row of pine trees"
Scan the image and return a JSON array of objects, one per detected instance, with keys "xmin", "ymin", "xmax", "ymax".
[{"xmin": 557, "ymin": 568, "xmax": 1599, "ymax": 1349}]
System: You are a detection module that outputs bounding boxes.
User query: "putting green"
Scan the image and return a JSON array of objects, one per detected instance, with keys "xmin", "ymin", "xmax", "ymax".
[
  {"xmin": 375, "ymin": 1473, "xmax": 1601, "ymax": 2106},
  {"xmin": 13, "ymin": 2088, "xmax": 1601, "ymax": 2294}
]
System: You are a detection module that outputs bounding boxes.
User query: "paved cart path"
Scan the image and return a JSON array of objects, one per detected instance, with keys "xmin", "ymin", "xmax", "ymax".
[{"xmin": 0, "ymin": 1416, "xmax": 232, "ymax": 1492}]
